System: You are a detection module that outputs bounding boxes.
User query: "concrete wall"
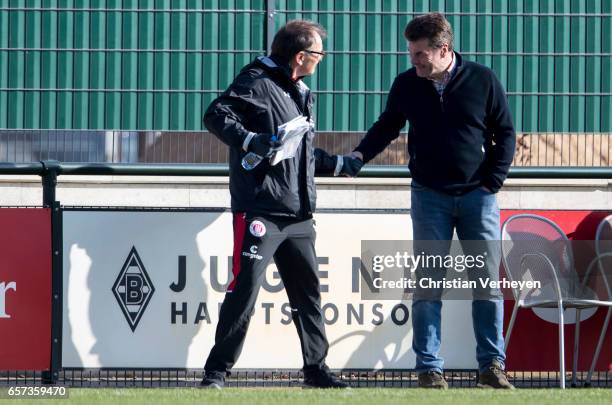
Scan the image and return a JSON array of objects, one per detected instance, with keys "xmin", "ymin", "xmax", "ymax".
[{"xmin": 0, "ymin": 175, "xmax": 610, "ymax": 210}]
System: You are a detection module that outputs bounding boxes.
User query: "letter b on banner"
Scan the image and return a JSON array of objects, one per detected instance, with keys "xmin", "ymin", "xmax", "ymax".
[{"xmin": 126, "ymin": 275, "xmax": 144, "ymax": 304}]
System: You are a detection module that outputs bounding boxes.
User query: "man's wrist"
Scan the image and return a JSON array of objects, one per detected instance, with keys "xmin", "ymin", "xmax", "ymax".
[
  {"xmin": 480, "ymin": 181, "xmax": 499, "ymax": 193},
  {"xmin": 334, "ymin": 155, "xmax": 344, "ymax": 176}
]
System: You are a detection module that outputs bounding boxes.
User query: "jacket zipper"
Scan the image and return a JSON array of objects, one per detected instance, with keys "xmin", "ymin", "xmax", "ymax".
[
  {"xmin": 289, "ymin": 83, "xmax": 310, "ymax": 219},
  {"xmin": 439, "ymin": 64, "xmax": 461, "ymax": 114},
  {"xmin": 299, "ymin": 90, "xmax": 312, "ymax": 218}
]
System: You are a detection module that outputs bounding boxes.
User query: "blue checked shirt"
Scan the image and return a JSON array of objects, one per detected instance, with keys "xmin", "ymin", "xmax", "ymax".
[{"xmin": 430, "ymin": 52, "xmax": 456, "ymax": 96}]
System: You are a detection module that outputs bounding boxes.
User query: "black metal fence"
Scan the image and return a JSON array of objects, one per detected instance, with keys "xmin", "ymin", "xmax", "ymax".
[{"xmin": 1, "ymin": 369, "xmax": 610, "ymax": 388}]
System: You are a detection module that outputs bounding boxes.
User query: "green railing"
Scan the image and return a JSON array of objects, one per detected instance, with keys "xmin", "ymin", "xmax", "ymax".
[{"xmin": 4, "ymin": 161, "xmax": 612, "ymax": 178}]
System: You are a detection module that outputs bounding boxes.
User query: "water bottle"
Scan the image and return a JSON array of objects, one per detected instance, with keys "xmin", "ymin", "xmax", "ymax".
[
  {"xmin": 241, "ymin": 135, "xmax": 278, "ymax": 170},
  {"xmin": 241, "ymin": 152, "xmax": 264, "ymax": 170}
]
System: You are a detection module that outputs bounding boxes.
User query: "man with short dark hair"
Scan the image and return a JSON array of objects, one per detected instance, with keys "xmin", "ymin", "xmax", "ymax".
[
  {"xmin": 350, "ymin": 13, "xmax": 516, "ymax": 389},
  {"xmin": 199, "ymin": 19, "xmax": 358, "ymax": 390}
]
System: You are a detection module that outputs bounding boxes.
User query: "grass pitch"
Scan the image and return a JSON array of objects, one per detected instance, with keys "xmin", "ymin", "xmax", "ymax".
[{"xmin": 8, "ymin": 387, "xmax": 610, "ymax": 405}]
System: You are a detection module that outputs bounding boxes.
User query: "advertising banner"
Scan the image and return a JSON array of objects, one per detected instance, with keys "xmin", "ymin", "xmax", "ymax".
[
  {"xmin": 501, "ymin": 210, "xmax": 612, "ymax": 372},
  {"xmin": 62, "ymin": 210, "xmax": 478, "ymax": 369},
  {"xmin": 0, "ymin": 208, "xmax": 52, "ymax": 370},
  {"xmin": 62, "ymin": 209, "xmax": 611, "ymax": 371}
]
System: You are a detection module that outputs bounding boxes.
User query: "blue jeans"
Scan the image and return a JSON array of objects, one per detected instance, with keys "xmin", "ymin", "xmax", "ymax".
[{"xmin": 410, "ymin": 182, "xmax": 506, "ymax": 373}]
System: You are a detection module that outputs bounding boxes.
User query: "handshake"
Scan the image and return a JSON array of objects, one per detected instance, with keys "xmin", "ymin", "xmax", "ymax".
[
  {"xmin": 335, "ymin": 151, "xmax": 364, "ymax": 177},
  {"xmin": 247, "ymin": 133, "xmax": 365, "ymax": 178}
]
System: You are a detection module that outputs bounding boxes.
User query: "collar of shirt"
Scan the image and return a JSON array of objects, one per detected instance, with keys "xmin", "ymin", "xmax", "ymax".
[
  {"xmin": 258, "ymin": 56, "xmax": 310, "ymax": 91},
  {"xmin": 430, "ymin": 52, "xmax": 456, "ymax": 95}
]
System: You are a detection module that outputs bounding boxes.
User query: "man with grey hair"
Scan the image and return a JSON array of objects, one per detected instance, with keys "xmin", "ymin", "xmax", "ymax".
[
  {"xmin": 200, "ymin": 19, "xmax": 357, "ymax": 390},
  {"xmin": 350, "ymin": 12, "xmax": 516, "ymax": 389}
]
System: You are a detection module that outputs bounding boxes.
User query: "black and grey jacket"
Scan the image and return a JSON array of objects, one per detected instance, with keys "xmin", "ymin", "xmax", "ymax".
[{"xmin": 204, "ymin": 56, "xmax": 338, "ymax": 219}]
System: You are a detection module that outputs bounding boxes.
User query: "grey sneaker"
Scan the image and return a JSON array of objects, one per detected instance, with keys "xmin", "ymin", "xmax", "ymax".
[
  {"xmin": 200, "ymin": 370, "xmax": 225, "ymax": 389},
  {"xmin": 417, "ymin": 371, "xmax": 448, "ymax": 389},
  {"xmin": 477, "ymin": 362, "xmax": 515, "ymax": 389}
]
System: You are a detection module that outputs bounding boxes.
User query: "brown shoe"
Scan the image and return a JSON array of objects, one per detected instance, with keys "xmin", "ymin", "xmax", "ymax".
[
  {"xmin": 477, "ymin": 361, "xmax": 515, "ymax": 389},
  {"xmin": 418, "ymin": 371, "xmax": 448, "ymax": 389}
]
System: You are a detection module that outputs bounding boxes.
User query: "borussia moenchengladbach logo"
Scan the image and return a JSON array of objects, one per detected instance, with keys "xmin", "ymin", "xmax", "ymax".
[{"xmin": 112, "ymin": 246, "xmax": 155, "ymax": 332}]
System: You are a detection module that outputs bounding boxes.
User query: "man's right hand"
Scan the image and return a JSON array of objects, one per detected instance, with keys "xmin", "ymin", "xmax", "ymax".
[
  {"xmin": 339, "ymin": 156, "xmax": 364, "ymax": 177},
  {"xmin": 248, "ymin": 133, "xmax": 283, "ymax": 157},
  {"xmin": 350, "ymin": 151, "xmax": 364, "ymax": 161}
]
